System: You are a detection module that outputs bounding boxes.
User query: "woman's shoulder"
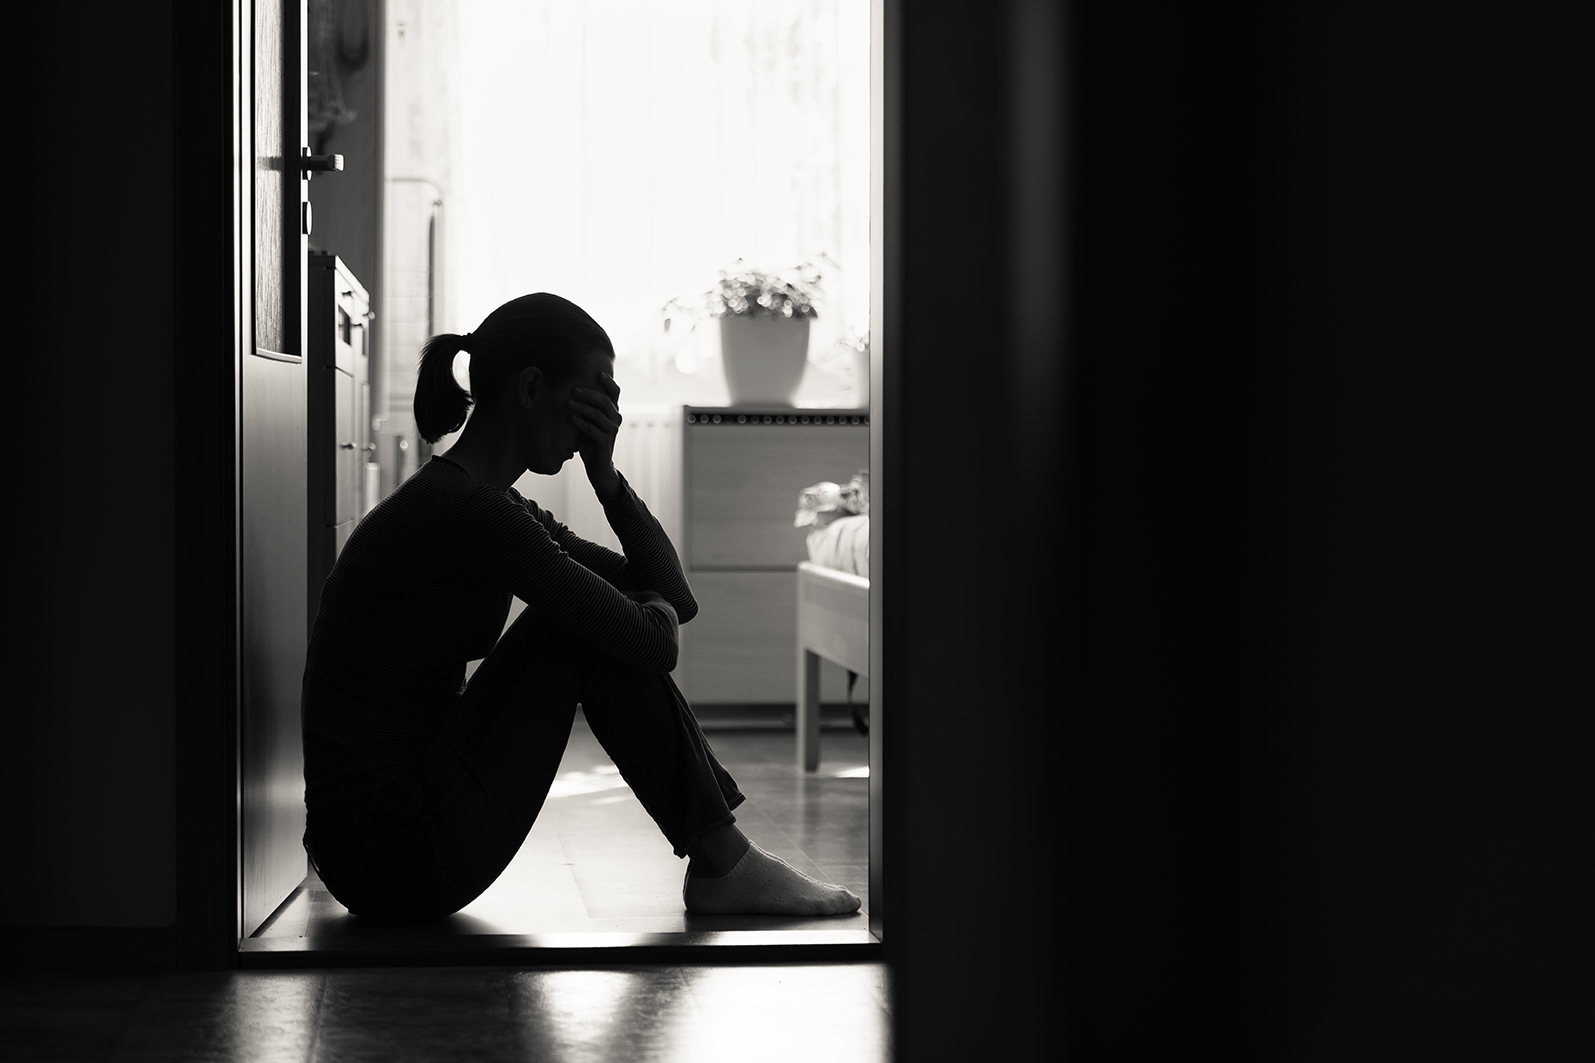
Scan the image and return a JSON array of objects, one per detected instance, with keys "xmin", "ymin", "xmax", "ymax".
[
  {"xmin": 500, "ymin": 483, "xmax": 550, "ymax": 520},
  {"xmin": 362, "ymin": 460, "xmax": 469, "ymax": 520},
  {"xmin": 467, "ymin": 486, "xmax": 558, "ymax": 548},
  {"xmin": 352, "ymin": 462, "xmax": 554, "ymax": 564},
  {"xmin": 337, "ymin": 461, "xmax": 474, "ymax": 557}
]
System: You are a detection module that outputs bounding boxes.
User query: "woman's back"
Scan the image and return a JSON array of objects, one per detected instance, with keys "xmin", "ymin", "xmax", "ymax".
[
  {"xmin": 302, "ymin": 458, "xmax": 524, "ymax": 808},
  {"xmin": 308, "ymin": 459, "xmax": 519, "ymax": 697}
]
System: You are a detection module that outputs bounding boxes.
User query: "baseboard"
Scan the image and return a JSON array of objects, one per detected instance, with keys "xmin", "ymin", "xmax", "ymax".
[
  {"xmin": 689, "ymin": 703, "xmax": 870, "ymax": 731},
  {"xmin": 1, "ymin": 924, "xmax": 177, "ymax": 972}
]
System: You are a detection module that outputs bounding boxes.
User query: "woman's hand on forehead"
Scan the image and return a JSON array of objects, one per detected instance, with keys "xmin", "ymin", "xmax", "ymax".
[
  {"xmin": 592, "ymin": 368, "xmax": 620, "ymax": 404},
  {"xmin": 569, "ymin": 371, "xmax": 623, "ymax": 500}
]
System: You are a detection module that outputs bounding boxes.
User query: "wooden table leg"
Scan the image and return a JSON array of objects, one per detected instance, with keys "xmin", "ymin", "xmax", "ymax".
[{"xmin": 797, "ymin": 646, "xmax": 822, "ymax": 772}]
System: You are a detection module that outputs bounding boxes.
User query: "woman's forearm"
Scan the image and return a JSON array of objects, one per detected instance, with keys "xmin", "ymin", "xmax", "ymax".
[{"xmin": 602, "ymin": 474, "xmax": 698, "ymax": 622}]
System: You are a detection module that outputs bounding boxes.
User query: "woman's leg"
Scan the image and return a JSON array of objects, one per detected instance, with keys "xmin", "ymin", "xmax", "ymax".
[
  {"xmin": 302, "ymin": 610, "xmax": 580, "ymax": 925},
  {"xmin": 574, "ymin": 654, "xmax": 746, "ymax": 857},
  {"xmin": 313, "ymin": 605, "xmax": 858, "ymax": 922},
  {"xmin": 408, "ymin": 617, "xmax": 580, "ymax": 916},
  {"xmin": 414, "ymin": 606, "xmax": 752, "ymax": 917},
  {"xmin": 578, "ymin": 660, "xmax": 860, "ymax": 916}
]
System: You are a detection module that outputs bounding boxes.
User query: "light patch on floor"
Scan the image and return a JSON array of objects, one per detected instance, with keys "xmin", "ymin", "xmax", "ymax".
[{"xmin": 546, "ymin": 764, "xmax": 629, "ymax": 799}]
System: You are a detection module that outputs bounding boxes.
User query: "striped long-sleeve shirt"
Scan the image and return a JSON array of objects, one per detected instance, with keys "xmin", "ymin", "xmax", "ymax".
[{"xmin": 301, "ymin": 455, "xmax": 697, "ymax": 810}]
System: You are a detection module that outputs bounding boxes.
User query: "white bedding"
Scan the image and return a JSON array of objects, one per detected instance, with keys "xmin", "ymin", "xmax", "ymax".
[{"xmin": 805, "ymin": 514, "xmax": 869, "ymax": 580}]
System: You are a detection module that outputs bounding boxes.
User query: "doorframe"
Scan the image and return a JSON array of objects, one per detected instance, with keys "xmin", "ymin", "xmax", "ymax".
[
  {"xmin": 867, "ymin": 0, "xmax": 894, "ymax": 948},
  {"xmin": 177, "ymin": 0, "xmax": 894, "ymax": 968},
  {"xmin": 174, "ymin": 0, "xmax": 250, "ymax": 970}
]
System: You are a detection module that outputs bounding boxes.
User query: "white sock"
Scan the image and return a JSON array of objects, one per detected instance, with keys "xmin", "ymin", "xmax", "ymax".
[{"xmin": 683, "ymin": 842, "xmax": 862, "ymax": 916}]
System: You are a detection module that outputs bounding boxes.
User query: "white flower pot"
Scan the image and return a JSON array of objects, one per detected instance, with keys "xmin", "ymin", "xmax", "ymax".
[
  {"xmin": 853, "ymin": 344, "xmax": 870, "ymax": 409},
  {"xmin": 718, "ymin": 315, "xmax": 811, "ymax": 407}
]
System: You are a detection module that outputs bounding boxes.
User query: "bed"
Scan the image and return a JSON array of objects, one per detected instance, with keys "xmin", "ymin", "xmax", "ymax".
[{"xmin": 795, "ymin": 508, "xmax": 870, "ymax": 771}]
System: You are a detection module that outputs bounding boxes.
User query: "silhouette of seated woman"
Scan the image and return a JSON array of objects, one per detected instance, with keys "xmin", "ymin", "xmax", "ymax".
[{"xmin": 300, "ymin": 293, "xmax": 860, "ymax": 924}]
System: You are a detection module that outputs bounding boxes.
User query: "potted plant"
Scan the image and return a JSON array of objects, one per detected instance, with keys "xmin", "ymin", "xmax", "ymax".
[{"xmin": 664, "ymin": 259, "xmax": 824, "ymax": 407}]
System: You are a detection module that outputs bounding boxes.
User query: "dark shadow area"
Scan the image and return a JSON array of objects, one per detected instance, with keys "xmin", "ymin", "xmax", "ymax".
[{"xmin": 883, "ymin": 2, "xmax": 1589, "ymax": 1059}]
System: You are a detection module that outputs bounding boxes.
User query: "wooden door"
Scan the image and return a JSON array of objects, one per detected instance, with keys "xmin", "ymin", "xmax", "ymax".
[{"xmin": 240, "ymin": 0, "xmax": 309, "ymax": 939}]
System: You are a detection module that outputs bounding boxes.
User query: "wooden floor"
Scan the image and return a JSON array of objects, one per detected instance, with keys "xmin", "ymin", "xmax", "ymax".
[
  {"xmin": 2, "ymin": 723, "xmax": 887, "ymax": 1061},
  {"xmin": 2, "ymin": 963, "xmax": 891, "ymax": 1061}
]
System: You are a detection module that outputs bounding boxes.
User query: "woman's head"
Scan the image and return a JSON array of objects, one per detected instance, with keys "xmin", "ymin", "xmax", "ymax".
[{"xmin": 414, "ymin": 293, "xmax": 614, "ymax": 446}]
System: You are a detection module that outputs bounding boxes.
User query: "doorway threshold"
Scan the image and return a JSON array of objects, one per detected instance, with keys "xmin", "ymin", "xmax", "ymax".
[
  {"xmin": 242, "ymin": 875, "xmax": 877, "ymax": 969},
  {"xmin": 239, "ymin": 929, "xmax": 879, "ymax": 969}
]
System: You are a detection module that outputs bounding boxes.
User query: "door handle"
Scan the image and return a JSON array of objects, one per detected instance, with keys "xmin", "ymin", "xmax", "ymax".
[
  {"xmin": 300, "ymin": 147, "xmax": 344, "ymax": 177},
  {"xmin": 340, "ymin": 442, "xmax": 356, "ymax": 450}
]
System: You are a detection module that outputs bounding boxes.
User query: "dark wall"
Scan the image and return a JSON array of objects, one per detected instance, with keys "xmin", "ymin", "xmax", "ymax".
[
  {"xmin": 1260, "ymin": 7, "xmax": 1589, "ymax": 1053},
  {"xmin": 12, "ymin": 1, "xmax": 179, "ymax": 931},
  {"xmin": 885, "ymin": 2, "xmax": 1589, "ymax": 1058}
]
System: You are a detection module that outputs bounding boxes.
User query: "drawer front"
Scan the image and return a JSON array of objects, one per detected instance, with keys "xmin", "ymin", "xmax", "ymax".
[
  {"xmin": 681, "ymin": 570, "xmax": 869, "ymax": 705},
  {"xmin": 688, "ymin": 423, "xmax": 868, "ymax": 568},
  {"xmin": 682, "ymin": 572, "xmax": 794, "ymax": 703},
  {"xmin": 333, "ymin": 366, "xmax": 358, "ymax": 525}
]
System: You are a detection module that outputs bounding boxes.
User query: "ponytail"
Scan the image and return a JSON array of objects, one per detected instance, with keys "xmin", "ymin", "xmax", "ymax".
[
  {"xmin": 414, "ymin": 295, "xmax": 614, "ymax": 444},
  {"xmin": 414, "ymin": 332, "xmax": 473, "ymax": 443}
]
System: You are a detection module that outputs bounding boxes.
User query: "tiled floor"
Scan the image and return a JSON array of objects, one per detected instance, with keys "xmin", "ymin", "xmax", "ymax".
[{"xmin": 253, "ymin": 714, "xmax": 873, "ymax": 950}]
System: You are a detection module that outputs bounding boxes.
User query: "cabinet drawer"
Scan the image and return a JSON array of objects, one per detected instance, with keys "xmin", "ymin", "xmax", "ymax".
[
  {"xmin": 333, "ymin": 367, "xmax": 358, "ymax": 524},
  {"xmin": 681, "ymin": 570, "xmax": 869, "ymax": 705},
  {"xmin": 687, "ymin": 421, "xmax": 868, "ymax": 568}
]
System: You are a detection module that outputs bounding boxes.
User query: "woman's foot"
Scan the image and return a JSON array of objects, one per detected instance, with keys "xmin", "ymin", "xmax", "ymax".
[
  {"xmin": 686, "ymin": 823, "xmax": 752, "ymax": 879},
  {"xmin": 683, "ymin": 841, "xmax": 862, "ymax": 916}
]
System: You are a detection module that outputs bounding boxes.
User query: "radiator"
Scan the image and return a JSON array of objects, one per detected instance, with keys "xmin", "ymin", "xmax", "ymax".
[{"xmin": 557, "ymin": 404, "xmax": 684, "ymax": 559}]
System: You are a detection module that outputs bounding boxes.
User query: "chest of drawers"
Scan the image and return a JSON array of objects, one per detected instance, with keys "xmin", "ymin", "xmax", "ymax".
[{"xmin": 676, "ymin": 408, "xmax": 870, "ymax": 707}]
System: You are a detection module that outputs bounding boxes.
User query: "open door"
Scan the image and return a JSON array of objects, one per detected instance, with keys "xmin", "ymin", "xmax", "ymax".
[{"xmin": 239, "ymin": 0, "xmax": 310, "ymax": 939}]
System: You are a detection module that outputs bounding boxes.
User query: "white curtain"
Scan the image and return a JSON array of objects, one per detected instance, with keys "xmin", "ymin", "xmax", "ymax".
[{"xmin": 454, "ymin": 0, "xmax": 871, "ymax": 407}]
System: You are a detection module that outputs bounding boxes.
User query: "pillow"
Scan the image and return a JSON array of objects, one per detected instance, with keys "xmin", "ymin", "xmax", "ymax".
[
  {"xmin": 794, "ymin": 470, "xmax": 869, "ymax": 528},
  {"xmin": 806, "ymin": 513, "xmax": 869, "ymax": 579}
]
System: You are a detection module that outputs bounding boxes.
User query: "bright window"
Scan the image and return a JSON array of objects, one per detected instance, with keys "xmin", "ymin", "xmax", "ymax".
[{"xmin": 453, "ymin": 0, "xmax": 872, "ymax": 407}]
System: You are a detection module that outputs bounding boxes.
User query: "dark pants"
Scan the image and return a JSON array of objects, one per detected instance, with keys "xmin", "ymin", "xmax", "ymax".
[{"xmin": 303, "ymin": 608, "xmax": 745, "ymax": 924}]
